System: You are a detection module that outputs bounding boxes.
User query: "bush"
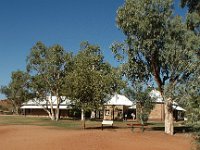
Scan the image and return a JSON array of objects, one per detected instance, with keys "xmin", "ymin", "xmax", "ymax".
[{"xmin": 137, "ymin": 113, "xmax": 149, "ymax": 125}]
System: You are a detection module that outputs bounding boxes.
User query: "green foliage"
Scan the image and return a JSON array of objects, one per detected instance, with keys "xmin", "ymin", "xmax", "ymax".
[
  {"xmin": 180, "ymin": 0, "xmax": 200, "ymax": 31},
  {"xmin": 0, "ymin": 70, "xmax": 30, "ymax": 114},
  {"xmin": 27, "ymin": 41, "xmax": 72, "ymax": 96},
  {"xmin": 124, "ymin": 83, "xmax": 155, "ymax": 125},
  {"xmin": 27, "ymin": 41, "xmax": 73, "ymax": 120},
  {"xmin": 134, "ymin": 84, "xmax": 155, "ymax": 125},
  {"xmin": 185, "ymin": 84, "xmax": 200, "ymax": 147},
  {"xmin": 180, "ymin": 0, "xmax": 200, "ymax": 146},
  {"xmin": 113, "ymin": 0, "xmax": 199, "ymax": 94},
  {"xmin": 180, "ymin": 0, "xmax": 200, "ymax": 13},
  {"xmin": 177, "ymin": 67, "xmax": 200, "ymax": 145},
  {"xmin": 65, "ymin": 41, "xmax": 125, "ymax": 111},
  {"xmin": 113, "ymin": 0, "xmax": 173, "ymax": 92},
  {"xmin": 113, "ymin": 0, "xmax": 200, "ymax": 135}
]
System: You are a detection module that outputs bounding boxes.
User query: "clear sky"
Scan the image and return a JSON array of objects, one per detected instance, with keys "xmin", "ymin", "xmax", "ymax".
[{"xmin": 0, "ymin": 0, "xmax": 186, "ymax": 99}]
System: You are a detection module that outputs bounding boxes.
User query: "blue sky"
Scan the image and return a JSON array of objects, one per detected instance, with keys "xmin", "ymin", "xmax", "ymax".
[{"xmin": 0, "ymin": 0, "xmax": 186, "ymax": 99}]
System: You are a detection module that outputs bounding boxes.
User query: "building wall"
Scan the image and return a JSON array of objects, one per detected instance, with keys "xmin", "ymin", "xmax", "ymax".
[
  {"xmin": 148, "ymin": 103, "xmax": 165, "ymax": 121},
  {"xmin": 136, "ymin": 102, "xmax": 164, "ymax": 121},
  {"xmin": 23, "ymin": 109, "xmax": 70, "ymax": 118},
  {"xmin": 103, "ymin": 105, "xmax": 130, "ymax": 120},
  {"xmin": 25, "ymin": 109, "xmax": 47, "ymax": 116},
  {"xmin": 136, "ymin": 102, "xmax": 185, "ymax": 121}
]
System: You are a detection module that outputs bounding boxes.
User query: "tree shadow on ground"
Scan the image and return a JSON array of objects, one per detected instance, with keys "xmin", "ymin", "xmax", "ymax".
[
  {"xmin": 150, "ymin": 126, "xmax": 193, "ymax": 133},
  {"xmin": 84, "ymin": 126, "xmax": 121, "ymax": 130}
]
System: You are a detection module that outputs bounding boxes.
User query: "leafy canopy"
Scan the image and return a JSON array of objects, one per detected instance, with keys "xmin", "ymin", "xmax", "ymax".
[
  {"xmin": 66, "ymin": 42, "xmax": 125, "ymax": 111},
  {"xmin": 112, "ymin": 0, "xmax": 200, "ymax": 135},
  {"xmin": 125, "ymin": 83, "xmax": 155, "ymax": 125},
  {"xmin": 0, "ymin": 70, "xmax": 30, "ymax": 114},
  {"xmin": 26, "ymin": 41, "xmax": 73, "ymax": 120},
  {"xmin": 112, "ymin": 0, "xmax": 199, "ymax": 97},
  {"xmin": 181, "ymin": 0, "xmax": 200, "ymax": 32}
]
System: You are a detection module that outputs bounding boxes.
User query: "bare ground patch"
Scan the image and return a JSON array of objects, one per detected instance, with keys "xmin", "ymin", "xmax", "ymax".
[{"xmin": 0, "ymin": 125, "xmax": 192, "ymax": 150}]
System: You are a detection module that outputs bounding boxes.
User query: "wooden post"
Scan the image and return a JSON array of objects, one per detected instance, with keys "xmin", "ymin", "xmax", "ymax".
[
  {"xmin": 112, "ymin": 105, "xmax": 115, "ymax": 121},
  {"xmin": 24, "ymin": 108, "xmax": 26, "ymax": 117}
]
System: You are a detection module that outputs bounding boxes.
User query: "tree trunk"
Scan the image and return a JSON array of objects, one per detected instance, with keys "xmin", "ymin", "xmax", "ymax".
[
  {"xmin": 83, "ymin": 118, "xmax": 86, "ymax": 129},
  {"xmin": 81, "ymin": 109, "xmax": 85, "ymax": 121},
  {"xmin": 47, "ymin": 111, "xmax": 55, "ymax": 121},
  {"xmin": 165, "ymin": 98, "xmax": 174, "ymax": 135},
  {"xmin": 49, "ymin": 96, "xmax": 55, "ymax": 121},
  {"xmin": 55, "ymin": 105, "xmax": 60, "ymax": 121},
  {"xmin": 34, "ymin": 99, "xmax": 55, "ymax": 120},
  {"xmin": 43, "ymin": 107, "xmax": 55, "ymax": 120},
  {"xmin": 140, "ymin": 108, "xmax": 144, "ymax": 125},
  {"xmin": 81, "ymin": 109, "xmax": 86, "ymax": 129},
  {"xmin": 15, "ymin": 106, "xmax": 20, "ymax": 115},
  {"xmin": 12, "ymin": 102, "xmax": 20, "ymax": 115},
  {"xmin": 50, "ymin": 110, "xmax": 55, "ymax": 121},
  {"xmin": 55, "ymin": 95, "xmax": 61, "ymax": 121},
  {"xmin": 152, "ymin": 66, "xmax": 174, "ymax": 135}
]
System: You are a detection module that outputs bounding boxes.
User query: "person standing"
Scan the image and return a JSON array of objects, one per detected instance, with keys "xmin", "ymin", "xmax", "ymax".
[
  {"xmin": 124, "ymin": 113, "xmax": 127, "ymax": 121},
  {"xmin": 131, "ymin": 113, "xmax": 135, "ymax": 120}
]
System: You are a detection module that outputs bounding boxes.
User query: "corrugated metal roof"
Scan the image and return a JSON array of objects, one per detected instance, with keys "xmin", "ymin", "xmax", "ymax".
[
  {"xmin": 149, "ymin": 89, "xmax": 163, "ymax": 102},
  {"xmin": 106, "ymin": 94, "xmax": 133, "ymax": 106},
  {"xmin": 21, "ymin": 96, "xmax": 72, "ymax": 109}
]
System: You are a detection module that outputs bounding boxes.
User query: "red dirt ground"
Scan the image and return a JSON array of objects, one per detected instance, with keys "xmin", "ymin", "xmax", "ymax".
[{"xmin": 0, "ymin": 125, "xmax": 193, "ymax": 150}]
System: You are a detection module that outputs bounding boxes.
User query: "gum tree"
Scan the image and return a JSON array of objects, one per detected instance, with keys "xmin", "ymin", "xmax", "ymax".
[
  {"xmin": 66, "ymin": 42, "xmax": 125, "ymax": 128},
  {"xmin": 180, "ymin": 0, "xmax": 200, "ymax": 146},
  {"xmin": 180, "ymin": 0, "xmax": 200, "ymax": 31},
  {"xmin": 0, "ymin": 70, "xmax": 30, "ymax": 114},
  {"xmin": 112, "ymin": 0, "xmax": 200, "ymax": 135},
  {"xmin": 27, "ymin": 42, "xmax": 72, "ymax": 121}
]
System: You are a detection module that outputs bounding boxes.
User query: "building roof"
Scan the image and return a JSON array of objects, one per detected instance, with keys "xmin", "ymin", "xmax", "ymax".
[
  {"xmin": 150, "ymin": 89, "xmax": 186, "ymax": 111},
  {"xmin": 22, "ymin": 94, "xmax": 135, "ymax": 109},
  {"xmin": 173, "ymin": 105, "xmax": 186, "ymax": 111},
  {"xmin": 105, "ymin": 94, "xmax": 133, "ymax": 106},
  {"xmin": 172, "ymin": 102, "xmax": 186, "ymax": 111},
  {"xmin": 149, "ymin": 89, "xmax": 163, "ymax": 102},
  {"xmin": 21, "ymin": 96, "xmax": 71, "ymax": 110}
]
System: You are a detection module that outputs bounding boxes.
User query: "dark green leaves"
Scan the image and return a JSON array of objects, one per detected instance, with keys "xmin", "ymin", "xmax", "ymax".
[
  {"xmin": 66, "ymin": 42, "xmax": 125, "ymax": 110},
  {"xmin": 0, "ymin": 70, "xmax": 30, "ymax": 114}
]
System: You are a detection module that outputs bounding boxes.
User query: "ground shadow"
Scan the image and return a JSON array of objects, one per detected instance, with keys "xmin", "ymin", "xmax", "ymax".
[
  {"xmin": 150, "ymin": 126, "xmax": 192, "ymax": 133},
  {"xmin": 84, "ymin": 126, "xmax": 121, "ymax": 130}
]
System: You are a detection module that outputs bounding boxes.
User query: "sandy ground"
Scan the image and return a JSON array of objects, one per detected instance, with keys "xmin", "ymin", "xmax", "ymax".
[{"xmin": 0, "ymin": 125, "xmax": 192, "ymax": 150}]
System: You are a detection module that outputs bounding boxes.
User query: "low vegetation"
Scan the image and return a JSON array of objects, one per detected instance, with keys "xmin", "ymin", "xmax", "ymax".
[{"xmin": 0, "ymin": 115, "xmax": 188, "ymax": 132}]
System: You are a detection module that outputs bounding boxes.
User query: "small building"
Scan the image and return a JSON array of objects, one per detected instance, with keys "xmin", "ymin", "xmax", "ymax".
[
  {"xmin": 21, "ymin": 96, "xmax": 72, "ymax": 117},
  {"xmin": 172, "ymin": 102, "xmax": 186, "ymax": 121},
  {"xmin": 103, "ymin": 94, "xmax": 135, "ymax": 120},
  {"xmin": 20, "ymin": 90, "xmax": 186, "ymax": 121},
  {"xmin": 147, "ymin": 89, "xmax": 165, "ymax": 121},
  {"xmin": 140, "ymin": 89, "xmax": 186, "ymax": 121}
]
